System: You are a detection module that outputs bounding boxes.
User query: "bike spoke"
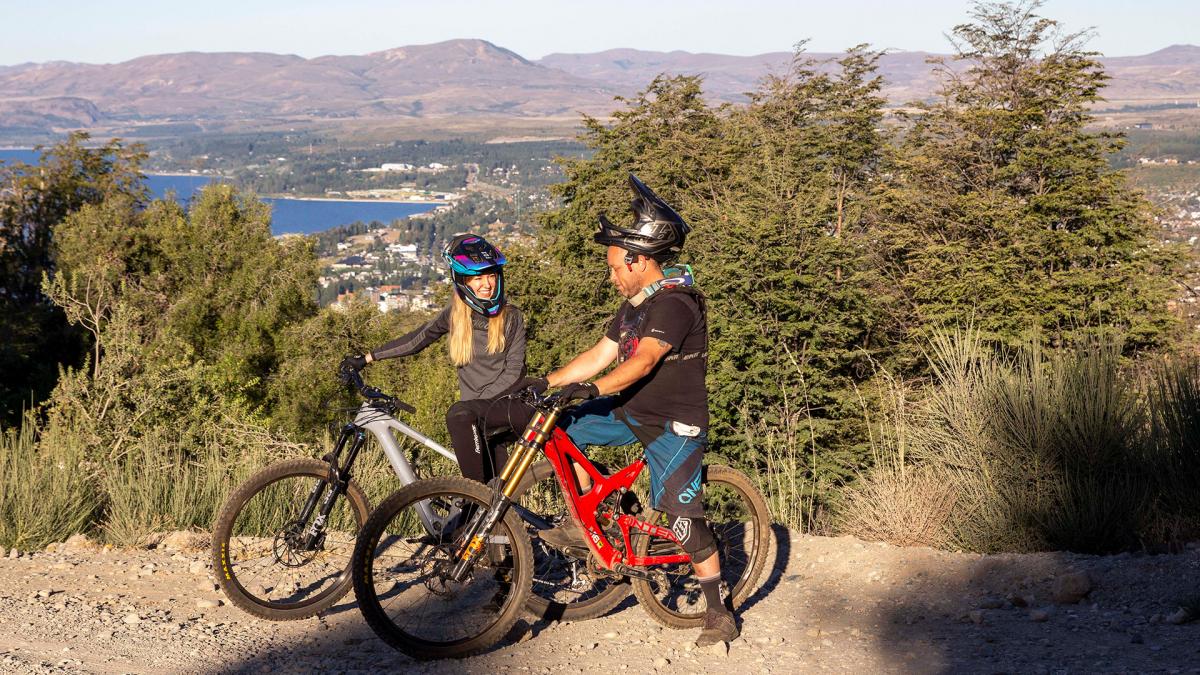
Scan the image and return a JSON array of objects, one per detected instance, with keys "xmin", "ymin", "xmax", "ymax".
[
  {"xmin": 362, "ymin": 490, "xmax": 520, "ymax": 647},
  {"xmin": 225, "ymin": 472, "xmax": 359, "ymax": 608}
]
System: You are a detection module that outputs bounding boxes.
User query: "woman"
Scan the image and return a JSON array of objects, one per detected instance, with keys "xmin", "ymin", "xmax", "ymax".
[{"xmin": 341, "ymin": 233, "xmax": 526, "ymax": 484}]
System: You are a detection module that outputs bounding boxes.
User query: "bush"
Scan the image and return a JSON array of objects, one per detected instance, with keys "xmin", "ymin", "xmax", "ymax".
[
  {"xmin": 0, "ymin": 410, "xmax": 98, "ymax": 551},
  {"xmin": 839, "ymin": 329, "xmax": 1200, "ymax": 554}
]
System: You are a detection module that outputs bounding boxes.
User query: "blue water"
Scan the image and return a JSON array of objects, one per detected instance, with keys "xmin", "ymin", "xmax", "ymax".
[{"xmin": 0, "ymin": 149, "xmax": 436, "ymax": 235}]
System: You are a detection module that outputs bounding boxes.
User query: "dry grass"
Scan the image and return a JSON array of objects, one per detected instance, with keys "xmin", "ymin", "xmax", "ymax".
[{"xmin": 838, "ymin": 328, "xmax": 1200, "ymax": 554}]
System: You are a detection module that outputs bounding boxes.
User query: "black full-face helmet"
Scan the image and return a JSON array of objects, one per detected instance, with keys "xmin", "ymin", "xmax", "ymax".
[
  {"xmin": 594, "ymin": 174, "xmax": 690, "ymax": 261},
  {"xmin": 442, "ymin": 233, "xmax": 506, "ymax": 317}
]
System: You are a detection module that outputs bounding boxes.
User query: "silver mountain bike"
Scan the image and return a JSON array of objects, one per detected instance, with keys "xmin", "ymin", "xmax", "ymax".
[{"xmin": 211, "ymin": 366, "xmax": 628, "ymax": 621}]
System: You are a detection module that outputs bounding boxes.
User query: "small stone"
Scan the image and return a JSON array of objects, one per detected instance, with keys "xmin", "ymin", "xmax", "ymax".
[
  {"xmin": 61, "ymin": 534, "xmax": 98, "ymax": 554},
  {"xmin": 36, "ymin": 589, "xmax": 53, "ymax": 598},
  {"xmin": 979, "ymin": 597, "xmax": 1004, "ymax": 610},
  {"xmin": 1052, "ymin": 571, "xmax": 1092, "ymax": 605},
  {"xmin": 188, "ymin": 561, "xmax": 207, "ymax": 575},
  {"xmin": 1030, "ymin": 609, "xmax": 1050, "ymax": 622},
  {"xmin": 1167, "ymin": 608, "xmax": 1193, "ymax": 625},
  {"xmin": 197, "ymin": 580, "xmax": 218, "ymax": 592},
  {"xmin": 707, "ymin": 640, "xmax": 729, "ymax": 657},
  {"xmin": 123, "ymin": 613, "xmax": 141, "ymax": 624},
  {"xmin": 8, "ymin": 549, "xmax": 19, "ymax": 559},
  {"xmin": 653, "ymin": 657, "xmax": 669, "ymax": 668},
  {"xmin": 603, "ymin": 631, "xmax": 620, "ymax": 639},
  {"xmin": 160, "ymin": 530, "xmax": 210, "ymax": 553},
  {"xmin": 94, "ymin": 631, "xmax": 112, "ymax": 641},
  {"xmin": 195, "ymin": 599, "xmax": 220, "ymax": 609},
  {"xmin": 968, "ymin": 610, "xmax": 985, "ymax": 625}
]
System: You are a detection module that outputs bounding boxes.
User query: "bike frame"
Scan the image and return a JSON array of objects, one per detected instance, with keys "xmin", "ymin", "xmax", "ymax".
[
  {"xmin": 291, "ymin": 401, "xmax": 462, "ymax": 545},
  {"xmin": 539, "ymin": 426, "xmax": 690, "ymax": 571},
  {"xmin": 450, "ymin": 398, "xmax": 690, "ymax": 581}
]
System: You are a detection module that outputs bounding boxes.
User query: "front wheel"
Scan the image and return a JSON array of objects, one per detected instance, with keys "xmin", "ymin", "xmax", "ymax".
[
  {"xmin": 352, "ymin": 476, "xmax": 534, "ymax": 660},
  {"xmin": 212, "ymin": 458, "xmax": 370, "ymax": 621},
  {"xmin": 630, "ymin": 464, "xmax": 771, "ymax": 629},
  {"xmin": 512, "ymin": 461, "xmax": 630, "ymax": 622}
]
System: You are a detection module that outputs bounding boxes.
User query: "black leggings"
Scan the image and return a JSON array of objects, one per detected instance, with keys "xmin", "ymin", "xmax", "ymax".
[{"xmin": 445, "ymin": 396, "xmax": 535, "ymax": 484}]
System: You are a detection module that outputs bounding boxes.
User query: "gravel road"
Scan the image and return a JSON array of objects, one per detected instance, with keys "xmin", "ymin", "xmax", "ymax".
[{"xmin": 1, "ymin": 529, "xmax": 1198, "ymax": 673}]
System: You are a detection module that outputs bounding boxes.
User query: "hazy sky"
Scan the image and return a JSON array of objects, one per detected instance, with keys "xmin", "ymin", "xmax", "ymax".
[{"xmin": 2, "ymin": 0, "xmax": 1196, "ymax": 65}]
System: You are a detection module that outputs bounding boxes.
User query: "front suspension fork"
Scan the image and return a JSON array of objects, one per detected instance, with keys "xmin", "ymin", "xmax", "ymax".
[
  {"xmin": 446, "ymin": 407, "xmax": 559, "ymax": 581},
  {"xmin": 296, "ymin": 427, "xmax": 365, "ymax": 550}
]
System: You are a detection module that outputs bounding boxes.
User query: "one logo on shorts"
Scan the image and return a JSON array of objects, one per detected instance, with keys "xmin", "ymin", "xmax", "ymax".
[
  {"xmin": 678, "ymin": 471, "xmax": 703, "ymax": 504},
  {"xmin": 672, "ymin": 517, "xmax": 691, "ymax": 544}
]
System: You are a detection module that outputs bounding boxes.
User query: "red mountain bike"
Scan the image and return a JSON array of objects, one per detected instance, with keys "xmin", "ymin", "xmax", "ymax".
[{"xmin": 350, "ymin": 390, "xmax": 771, "ymax": 659}]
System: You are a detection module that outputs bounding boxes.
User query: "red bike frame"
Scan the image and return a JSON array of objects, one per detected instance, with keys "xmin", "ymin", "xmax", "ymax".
[{"xmin": 537, "ymin": 426, "xmax": 691, "ymax": 570}]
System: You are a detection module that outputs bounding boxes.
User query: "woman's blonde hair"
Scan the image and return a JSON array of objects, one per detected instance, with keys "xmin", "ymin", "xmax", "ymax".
[{"xmin": 448, "ymin": 292, "xmax": 507, "ymax": 366}]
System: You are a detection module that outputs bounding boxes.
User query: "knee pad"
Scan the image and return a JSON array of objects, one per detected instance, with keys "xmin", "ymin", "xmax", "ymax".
[
  {"xmin": 445, "ymin": 401, "xmax": 474, "ymax": 424},
  {"xmin": 669, "ymin": 515, "xmax": 717, "ymax": 563}
]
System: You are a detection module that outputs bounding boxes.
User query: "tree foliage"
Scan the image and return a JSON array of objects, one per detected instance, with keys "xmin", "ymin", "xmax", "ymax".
[
  {"xmin": 0, "ymin": 133, "xmax": 147, "ymax": 423},
  {"xmin": 876, "ymin": 0, "xmax": 1184, "ymax": 353},
  {"xmin": 43, "ymin": 184, "xmax": 319, "ymax": 454},
  {"xmin": 513, "ymin": 2, "xmax": 1189, "ymax": 525}
]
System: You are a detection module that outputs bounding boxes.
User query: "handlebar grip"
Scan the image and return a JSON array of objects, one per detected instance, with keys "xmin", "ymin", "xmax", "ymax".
[{"xmin": 394, "ymin": 400, "xmax": 416, "ymax": 414}]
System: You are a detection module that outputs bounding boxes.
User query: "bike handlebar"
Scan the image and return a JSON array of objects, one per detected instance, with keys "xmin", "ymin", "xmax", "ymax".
[
  {"xmin": 338, "ymin": 365, "xmax": 416, "ymax": 414},
  {"xmin": 516, "ymin": 387, "xmax": 573, "ymax": 415}
]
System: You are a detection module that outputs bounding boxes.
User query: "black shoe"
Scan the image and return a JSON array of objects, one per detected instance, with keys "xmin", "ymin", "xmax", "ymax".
[
  {"xmin": 695, "ymin": 609, "xmax": 739, "ymax": 647},
  {"xmin": 482, "ymin": 586, "xmax": 510, "ymax": 613},
  {"xmin": 538, "ymin": 520, "xmax": 586, "ymax": 549}
]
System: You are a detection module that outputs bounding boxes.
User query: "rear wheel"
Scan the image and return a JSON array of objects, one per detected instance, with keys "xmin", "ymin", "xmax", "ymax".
[
  {"xmin": 212, "ymin": 458, "xmax": 369, "ymax": 621},
  {"xmin": 352, "ymin": 476, "xmax": 533, "ymax": 660},
  {"xmin": 630, "ymin": 464, "xmax": 771, "ymax": 629}
]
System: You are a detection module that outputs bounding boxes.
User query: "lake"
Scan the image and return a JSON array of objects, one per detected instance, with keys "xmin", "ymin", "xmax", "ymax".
[{"xmin": 0, "ymin": 149, "xmax": 437, "ymax": 236}]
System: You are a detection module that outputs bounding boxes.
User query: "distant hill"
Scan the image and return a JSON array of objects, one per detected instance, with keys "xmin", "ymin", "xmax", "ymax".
[
  {"xmin": 537, "ymin": 45, "xmax": 1200, "ymax": 107},
  {"xmin": 536, "ymin": 48, "xmax": 947, "ymax": 104},
  {"xmin": 2, "ymin": 40, "xmax": 1198, "ymax": 139}
]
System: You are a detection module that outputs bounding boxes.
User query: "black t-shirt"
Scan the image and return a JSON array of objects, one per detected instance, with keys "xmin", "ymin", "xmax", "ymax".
[{"xmin": 604, "ymin": 288, "xmax": 708, "ymax": 431}]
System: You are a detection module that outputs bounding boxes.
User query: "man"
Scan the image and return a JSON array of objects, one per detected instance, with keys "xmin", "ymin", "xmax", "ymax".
[{"xmin": 531, "ymin": 174, "xmax": 737, "ymax": 647}]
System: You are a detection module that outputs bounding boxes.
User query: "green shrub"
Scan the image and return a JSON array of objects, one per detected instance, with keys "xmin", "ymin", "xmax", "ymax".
[{"xmin": 0, "ymin": 411, "xmax": 98, "ymax": 551}]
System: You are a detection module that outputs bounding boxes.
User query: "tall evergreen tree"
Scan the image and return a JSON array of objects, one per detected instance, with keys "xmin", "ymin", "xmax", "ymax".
[
  {"xmin": 512, "ymin": 51, "xmax": 890, "ymax": 520},
  {"xmin": 877, "ymin": 0, "xmax": 1185, "ymax": 353},
  {"xmin": 690, "ymin": 46, "xmax": 888, "ymax": 496}
]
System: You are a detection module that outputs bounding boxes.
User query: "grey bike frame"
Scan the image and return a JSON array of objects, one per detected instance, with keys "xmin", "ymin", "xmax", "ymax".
[{"xmin": 353, "ymin": 403, "xmax": 460, "ymax": 534}]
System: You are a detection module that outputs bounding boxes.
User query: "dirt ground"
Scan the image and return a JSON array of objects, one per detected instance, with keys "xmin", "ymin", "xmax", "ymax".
[{"xmin": 1, "ymin": 528, "xmax": 1198, "ymax": 674}]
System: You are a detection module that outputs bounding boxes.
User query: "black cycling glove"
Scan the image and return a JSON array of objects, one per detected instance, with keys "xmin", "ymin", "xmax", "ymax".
[
  {"xmin": 558, "ymin": 382, "xmax": 599, "ymax": 402},
  {"xmin": 340, "ymin": 354, "xmax": 368, "ymax": 372},
  {"xmin": 517, "ymin": 376, "xmax": 549, "ymax": 395}
]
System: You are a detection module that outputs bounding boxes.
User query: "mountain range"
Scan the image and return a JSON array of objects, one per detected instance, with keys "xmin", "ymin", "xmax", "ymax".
[{"xmin": 2, "ymin": 40, "xmax": 1198, "ymax": 138}]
